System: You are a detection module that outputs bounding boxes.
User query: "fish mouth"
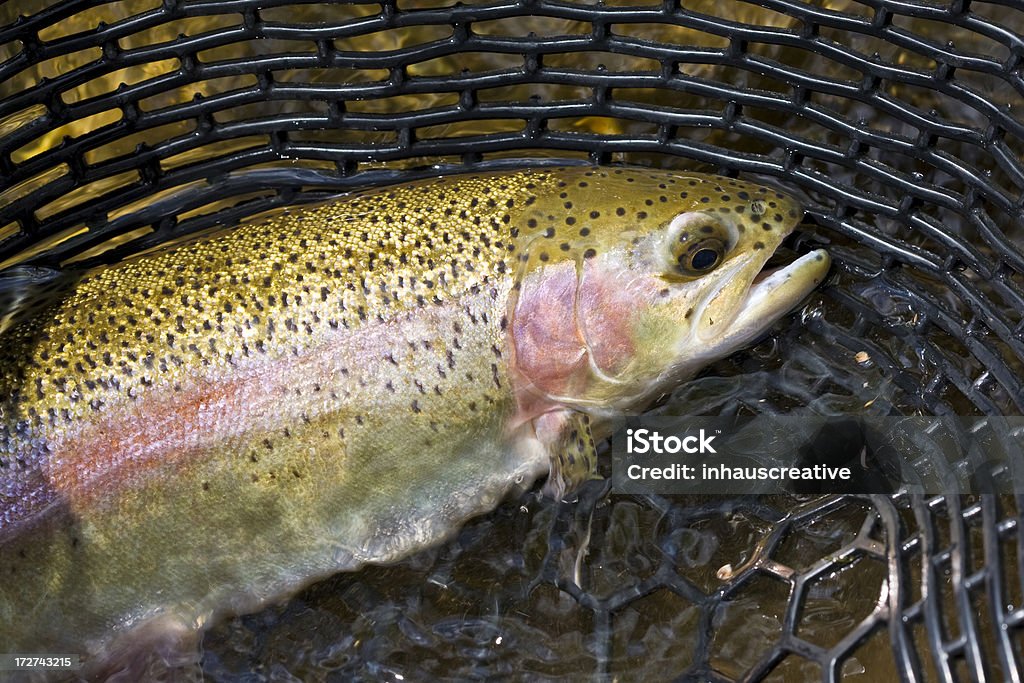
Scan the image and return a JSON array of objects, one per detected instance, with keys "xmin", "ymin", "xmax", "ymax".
[
  {"xmin": 651, "ymin": 244, "xmax": 830, "ymax": 409},
  {"xmin": 695, "ymin": 238, "xmax": 830, "ymax": 336},
  {"xmin": 733, "ymin": 248, "xmax": 831, "ymax": 334}
]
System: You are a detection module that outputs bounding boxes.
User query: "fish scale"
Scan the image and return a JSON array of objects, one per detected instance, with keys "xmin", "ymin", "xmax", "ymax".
[
  {"xmin": 0, "ymin": 166, "xmax": 829, "ymax": 676},
  {"xmin": 0, "ymin": 171, "xmax": 551, "ymax": 534},
  {"xmin": 0, "ymin": 171, "xmax": 538, "ymax": 427}
]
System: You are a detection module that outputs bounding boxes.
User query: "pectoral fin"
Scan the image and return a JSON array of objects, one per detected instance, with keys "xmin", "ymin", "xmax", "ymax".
[{"xmin": 535, "ymin": 409, "xmax": 601, "ymax": 499}]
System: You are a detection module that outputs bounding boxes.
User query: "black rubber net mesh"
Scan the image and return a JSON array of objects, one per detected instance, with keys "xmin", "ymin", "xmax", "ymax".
[{"xmin": 2, "ymin": 0, "xmax": 1024, "ymax": 681}]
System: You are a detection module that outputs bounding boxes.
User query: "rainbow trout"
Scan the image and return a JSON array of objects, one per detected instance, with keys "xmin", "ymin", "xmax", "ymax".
[{"xmin": 0, "ymin": 167, "xmax": 828, "ymax": 675}]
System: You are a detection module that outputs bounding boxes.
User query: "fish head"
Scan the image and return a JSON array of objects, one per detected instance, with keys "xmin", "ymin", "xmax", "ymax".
[{"xmin": 510, "ymin": 167, "xmax": 830, "ymax": 416}]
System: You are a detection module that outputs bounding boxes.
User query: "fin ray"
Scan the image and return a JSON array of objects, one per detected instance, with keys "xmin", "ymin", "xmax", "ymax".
[{"xmin": 537, "ymin": 409, "xmax": 602, "ymax": 499}]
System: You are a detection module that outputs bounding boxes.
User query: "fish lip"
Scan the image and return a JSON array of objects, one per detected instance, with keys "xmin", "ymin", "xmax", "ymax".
[{"xmin": 735, "ymin": 248, "xmax": 831, "ymax": 327}]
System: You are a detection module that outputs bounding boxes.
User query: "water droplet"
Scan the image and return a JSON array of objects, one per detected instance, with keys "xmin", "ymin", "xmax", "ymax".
[{"xmin": 800, "ymin": 302, "xmax": 824, "ymax": 324}]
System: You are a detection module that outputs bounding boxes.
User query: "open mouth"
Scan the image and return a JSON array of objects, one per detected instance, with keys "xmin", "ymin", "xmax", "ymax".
[
  {"xmin": 692, "ymin": 244, "xmax": 830, "ymax": 349},
  {"xmin": 751, "ymin": 231, "xmax": 821, "ymax": 283},
  {"xmin": 751, "ymin": 265, "xmax": 776, "ymax": 286},
  {"xmin": 744, "ymin": 249, "xmax": 831, "ymax": 313},
  {"xmin": 752, "ymin": 250, "xmax": 797, "ymax": 286}
]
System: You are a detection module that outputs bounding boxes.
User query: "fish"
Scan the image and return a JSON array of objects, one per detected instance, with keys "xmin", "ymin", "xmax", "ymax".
[{"xmin": 0, "ymin": 166, "xmax": 829, "ymax": 678}]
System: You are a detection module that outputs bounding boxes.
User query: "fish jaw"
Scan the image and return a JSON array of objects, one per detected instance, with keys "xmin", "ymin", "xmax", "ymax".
[{"xmin": 693, "ymin": 248, "xmax": 831, "ymax": 361}]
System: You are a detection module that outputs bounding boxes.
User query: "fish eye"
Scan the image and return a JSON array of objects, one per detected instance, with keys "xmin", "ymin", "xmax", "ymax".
[
  {"xmin": 662, "ymin": 213, "xmax": 732, "ymax": 280},
  {"xmin": 678, "ymin": 238, "xmax": 725, "ymax": 275}
]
